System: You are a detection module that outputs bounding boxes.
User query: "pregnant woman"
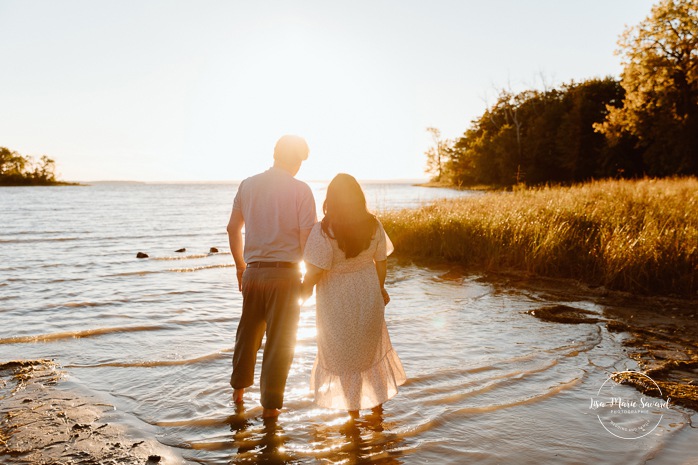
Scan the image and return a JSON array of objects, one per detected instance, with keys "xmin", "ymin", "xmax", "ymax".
[{"xmin": 302, "ymin": 173, "xmax": 406, "ymax": 415}]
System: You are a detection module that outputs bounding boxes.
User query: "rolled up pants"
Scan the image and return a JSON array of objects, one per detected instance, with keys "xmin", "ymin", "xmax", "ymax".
[{"xmin": 230, "ymin": 267, "xmax": 301, "ymax": 409}]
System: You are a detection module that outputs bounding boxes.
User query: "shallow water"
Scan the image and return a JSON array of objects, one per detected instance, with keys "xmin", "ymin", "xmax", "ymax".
[{"xmin": 1, "ymin": 183, "xmax": 696, "ymax": 464}]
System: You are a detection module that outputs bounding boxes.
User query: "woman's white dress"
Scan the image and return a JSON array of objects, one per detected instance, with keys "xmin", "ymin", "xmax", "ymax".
[{"xmin": 304, "ymin": 221, "xmax": 406, "ymax": 410}]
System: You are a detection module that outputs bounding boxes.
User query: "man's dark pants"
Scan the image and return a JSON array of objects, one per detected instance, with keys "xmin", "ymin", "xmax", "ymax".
[{"xmin": 230, "ymin": 267, "xmax": 301, "ymax": 409}]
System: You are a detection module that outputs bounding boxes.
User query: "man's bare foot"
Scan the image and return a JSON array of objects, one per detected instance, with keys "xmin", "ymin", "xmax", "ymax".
[
  {"xmin": 232, "ymin": 388, "xmax": 244, "ymax": 404},
  {"xmin": 262, "ymin": 408, "xmax": 280, "ymax": 418}
]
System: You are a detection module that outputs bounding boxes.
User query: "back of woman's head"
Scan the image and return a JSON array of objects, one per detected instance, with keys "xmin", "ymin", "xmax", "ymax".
[{"xmin": 322, "ymin": 173, "xmax": 377, "ymax": 259}]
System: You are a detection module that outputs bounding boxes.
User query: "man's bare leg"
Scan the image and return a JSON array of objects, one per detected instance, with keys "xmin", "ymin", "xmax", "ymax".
[{"xmin": 233, "ymin": 388, "xmax": 245, "ymax": 404}]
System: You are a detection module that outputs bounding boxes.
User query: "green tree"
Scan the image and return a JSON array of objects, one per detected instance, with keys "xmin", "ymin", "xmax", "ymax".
[
  {"xmin": 0, "ymin": 147, "xmax": 14, "ymax": 177},
  {"xmin": 595, "ymin": 0, "xmax": 698, "ymax": 175},
  {"xmin": 0, "ymin": 147, "xmax": 61, "ymax": 185},
  {"xmin": 32, "ymin": 156, "xmax": 57, "ymax": 183},
  {"xmin": 0, "ymin": 147, "xmax": 28, "ymax": 183},
  {"xmin": 445, "ymin": 78, "xmax": 635, "ymax": 187},
  {"xmin": 424, "ymin": 127, "xmax": 452, "ymax": 182},
  {"xmin": 557, "ymin": 79, "xmax": 643, "ymax": 180}
]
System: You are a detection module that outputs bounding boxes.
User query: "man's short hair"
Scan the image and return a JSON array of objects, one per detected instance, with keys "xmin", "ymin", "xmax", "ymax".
[{"xmin": 273, "ymin": 135, "xmax": 309, "ymax": 163}]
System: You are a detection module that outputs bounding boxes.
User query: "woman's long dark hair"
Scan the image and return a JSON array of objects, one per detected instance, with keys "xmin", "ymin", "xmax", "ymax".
[{"xmin": 321, "ymin": 173, "xmax": 378, "ymax": 259}]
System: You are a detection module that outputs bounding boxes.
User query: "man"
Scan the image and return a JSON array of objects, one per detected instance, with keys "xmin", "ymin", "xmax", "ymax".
[{"xmin": 227, "ymin": 135, "xmax": 317, "ymax": 418}]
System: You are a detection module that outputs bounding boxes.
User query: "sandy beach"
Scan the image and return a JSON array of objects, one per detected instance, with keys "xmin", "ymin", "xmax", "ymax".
[{"xmin": 0, "ymin": 360, "xmax": 184, "ymax": 465}]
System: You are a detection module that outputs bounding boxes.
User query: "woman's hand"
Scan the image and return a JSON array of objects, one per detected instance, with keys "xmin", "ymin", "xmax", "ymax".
[
  {"xmin": 302, "ymin": 263, "xmax": 324, "ymax": 303},
  {"xmin": 381, "ymin": 287, "xmax": 390, "ymax": 306}
]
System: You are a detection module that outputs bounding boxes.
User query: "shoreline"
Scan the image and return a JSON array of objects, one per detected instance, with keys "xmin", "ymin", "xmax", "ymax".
[
  {"xmin": 604, "ymin": 302, "xmax": 698, "ymax": 412},
  {"xmin": 413, "ymin": 180, "xmax": 495, "ymax": 191},
  {"xmin": 490, "ymin": 269, "xmax": 698, "ymax": 412},
  {"xmin": 529, "ymin": 302, "xmax": 698, "ymax": 411},
  {"xmin": 0, "ymin": 360, "xmax": 184, "ymax": 464},
  {"xmin": 0, "ymin": 182, "xmax": 84, "ymax": 187}
]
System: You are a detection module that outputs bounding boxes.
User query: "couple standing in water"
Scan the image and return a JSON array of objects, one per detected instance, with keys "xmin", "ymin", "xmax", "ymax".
[{"xmin": 226, "ymin": 135, "xmax": 406, "ymax": 418}]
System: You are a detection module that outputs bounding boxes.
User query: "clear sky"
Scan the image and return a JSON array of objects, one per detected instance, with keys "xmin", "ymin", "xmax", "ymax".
[{"xmin": 0, "ymin": 0, "xmax": 656, "ymax": 182}]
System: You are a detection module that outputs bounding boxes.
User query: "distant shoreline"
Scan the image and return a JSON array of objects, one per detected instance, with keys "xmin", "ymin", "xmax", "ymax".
[
  {"xmin": 414, "ymin": 180, "xmax": 494, "ymax": 191},
  {"xmin": 79, "ymin": 180, "xmax": 147, "ymax": 185},
  {"xmin": 0, "ymin": 181, "xmax": 83, "ymax": 187}
]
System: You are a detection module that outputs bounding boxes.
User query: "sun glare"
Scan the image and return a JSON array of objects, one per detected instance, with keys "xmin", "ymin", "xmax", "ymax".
[{"xmin": 185, "ymin": 14, "xmax": 414, "ymax": 182}]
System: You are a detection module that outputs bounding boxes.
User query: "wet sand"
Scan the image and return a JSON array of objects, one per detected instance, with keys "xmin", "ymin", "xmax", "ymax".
[
  {"xmin": 0, "ymin": 360, "xmax": 183, "ymax": 464},
  {"xmin": 516, "ymin": 275, "xmax": 698, "ymax": 412},
  {"xmin": 604, "ymin": 300, "xmax": 698, "ymax": 412}
]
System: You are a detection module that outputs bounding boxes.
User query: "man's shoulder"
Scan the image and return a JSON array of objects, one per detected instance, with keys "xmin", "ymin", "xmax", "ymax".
[
  {"xmin": 290, "ymin": 177, "xmax": 313, "ymax": 193},
  {"xmin": 241, "ymin": 170, "xmax": 270, "ymax": 184},
  {"xmin": 236, "ymin": 170, "xmax": 272, "ymax": 192},
  {"xmin": 266, "ymin": 170, "xmax": 313, "ymax": 194},
  {"xmin": 238, "ymin": 170, "xmax": 313, "ymax": 196}
]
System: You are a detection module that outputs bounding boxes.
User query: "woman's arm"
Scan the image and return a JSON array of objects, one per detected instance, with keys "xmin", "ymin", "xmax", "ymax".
[
  {"xmin": 301, "ymin": 262, "xmax": 325, "ymax": 302},
  {"xmin": 375, "ymin": 260, "xmax": 390, "ymax": 305}
]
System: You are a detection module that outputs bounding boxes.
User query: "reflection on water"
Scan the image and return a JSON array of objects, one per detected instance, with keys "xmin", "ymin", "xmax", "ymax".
[
  {"xmin": 231, "ymin": 417, "xmax": 288, "ymax": 464},
  {"xmin": 1, "ymin": 183, "xmax": 697, "ymax": 464},
  {"xmin": 220, "ymin": 405, "xmax": 406, "ymax": 465},
  {"xmin": 307, "ymin": 406, "xmax": 404, "ymax": 465}
]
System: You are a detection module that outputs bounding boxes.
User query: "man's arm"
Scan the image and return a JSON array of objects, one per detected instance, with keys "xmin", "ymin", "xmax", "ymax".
[
  {"xmin": 298, "ymin": 183, "xmax": 317, "ymax": 254},
  {"xmin": 227, "ymin": 209, "xmax": 245, "ymax": 292},
  {"xmin": 299, "ymin": 227, "xmax": 313, "ymax": 253}
]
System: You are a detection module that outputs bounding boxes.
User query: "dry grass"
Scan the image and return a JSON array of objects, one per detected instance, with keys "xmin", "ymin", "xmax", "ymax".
[{"xmin": 379, "ymin": 177, "xmax": 698, "ymax": 297}]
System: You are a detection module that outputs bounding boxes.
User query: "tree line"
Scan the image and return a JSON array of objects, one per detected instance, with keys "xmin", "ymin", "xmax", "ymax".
[
  {"xmin": 0, "ymin": 147, "xmax": 61, "ymax": 186},
  {"xmin": 427, "ymin": 0, "xmax": 698, "ymax": 187}
]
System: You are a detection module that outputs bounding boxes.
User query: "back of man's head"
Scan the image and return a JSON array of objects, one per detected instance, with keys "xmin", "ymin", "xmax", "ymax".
[{"xmin": 273, "ymin": 135, "xmax": 309, "ymax": 163}]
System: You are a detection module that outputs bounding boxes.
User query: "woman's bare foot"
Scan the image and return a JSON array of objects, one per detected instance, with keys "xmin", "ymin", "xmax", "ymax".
[
  {"xmin": 262, "ymin": 408, "xmax": 280, "ymax": 418},
  {"xmin": 232, "ymin": 388, "xmax": 245, "ymax": 404}
]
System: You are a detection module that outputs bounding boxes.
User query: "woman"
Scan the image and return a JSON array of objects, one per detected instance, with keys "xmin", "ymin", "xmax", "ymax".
[{"xmin": 302, "ymin": 173, "xmax": 406, "ymax": 414}]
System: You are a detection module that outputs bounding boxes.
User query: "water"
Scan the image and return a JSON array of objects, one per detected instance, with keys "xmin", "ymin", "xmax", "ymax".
[{"xmin": 1, "ymin": 182, "xmax": 696, "ymax": 464}]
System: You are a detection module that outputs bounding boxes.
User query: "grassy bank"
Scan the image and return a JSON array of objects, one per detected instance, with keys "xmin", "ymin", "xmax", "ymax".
[{"xmin": 379, "ymin": 178, "xmax": 698, "ymax": 298}]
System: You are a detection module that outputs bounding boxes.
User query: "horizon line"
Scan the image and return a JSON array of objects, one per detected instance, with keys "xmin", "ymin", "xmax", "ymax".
[{"xmin": 73, "ymin": 177, "xmax": 431, "ymax": 185}]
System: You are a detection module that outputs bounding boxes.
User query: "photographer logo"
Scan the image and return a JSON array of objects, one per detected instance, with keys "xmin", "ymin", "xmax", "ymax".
[{"xmin": 589, "ymin": 371, "xmax": 671, "ymax": 439}]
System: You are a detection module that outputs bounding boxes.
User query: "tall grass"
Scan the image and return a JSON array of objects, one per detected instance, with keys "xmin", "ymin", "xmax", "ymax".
[{"xmin": 379, "ymin": 178, "xmax": 698, "ymax": 297}]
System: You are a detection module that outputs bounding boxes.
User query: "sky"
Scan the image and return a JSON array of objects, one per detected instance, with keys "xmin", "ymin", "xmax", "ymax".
[{"xmin": 0, "ymin": 0, "xmax": 657, "ymax": 182}]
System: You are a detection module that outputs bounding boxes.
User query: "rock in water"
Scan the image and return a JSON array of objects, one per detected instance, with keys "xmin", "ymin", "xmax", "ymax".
[
  {"xmin": 136, "ymin": 252, "xmax": 149, "ymax": 259},
  {"xmin": 175, "ymin": 248, "xmax": 186, "ymax": 253},
  {"xmin": 527, "ymin": 305, "xmax": 602, "ymax": 324},
  {"xmin": 209, "ymin": 247, "xmax": 219, "ymax": 253}
]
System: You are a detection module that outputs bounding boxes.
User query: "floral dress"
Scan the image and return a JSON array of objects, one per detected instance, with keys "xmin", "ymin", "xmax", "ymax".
[{"xmin": 304, "ymin": 220, "xmax": 406, "ymax": 410}]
